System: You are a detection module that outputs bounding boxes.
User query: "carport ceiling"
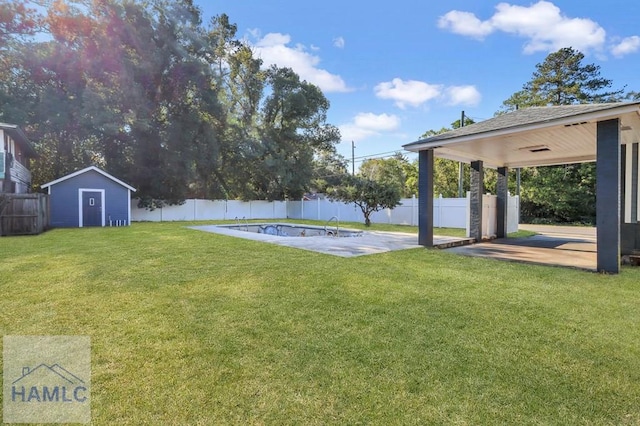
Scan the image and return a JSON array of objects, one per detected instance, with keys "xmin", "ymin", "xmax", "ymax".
[{"xmin": 403, "ymin": 102, "xmax": 640, "ymax": 168}]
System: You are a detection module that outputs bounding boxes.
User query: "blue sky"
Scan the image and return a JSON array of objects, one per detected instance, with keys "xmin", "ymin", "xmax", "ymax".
[{"xmin": 196, "ymin": 1, "xmax": 640, "ymax": 168}]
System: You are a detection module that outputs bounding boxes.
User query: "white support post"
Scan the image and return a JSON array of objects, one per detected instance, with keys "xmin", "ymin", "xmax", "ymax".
[{"xmin": 412, "ymin": 194, "xmax": 417, "ymax": 226}]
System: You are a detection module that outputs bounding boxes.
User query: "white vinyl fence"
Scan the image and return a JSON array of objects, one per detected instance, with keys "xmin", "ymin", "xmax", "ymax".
[
  {"xmin": 465, "ymin": 194, "xmax": 520, "ymax": 237},
  {"xmin": 132, "ymin": 199, "xmax": 287, "ymax": 222},
  {"xmin": 285, "ymin": 195, "xmax": 469, "ymax": 228},
  {"xmin": 132, "ymin": 194, "xmax": 519, "ymax": 234}
]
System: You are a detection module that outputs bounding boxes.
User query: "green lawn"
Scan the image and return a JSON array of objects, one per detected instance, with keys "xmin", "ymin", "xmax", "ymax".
[{"xmin": 1, "ymin": 222, "xmax": 639, "ymax": 424}]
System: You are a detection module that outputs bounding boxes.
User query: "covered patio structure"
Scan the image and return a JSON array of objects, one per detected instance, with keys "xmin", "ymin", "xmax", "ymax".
[{"xmin": 403, "ymin": 102, "xmax": 640, "ymax": 274}]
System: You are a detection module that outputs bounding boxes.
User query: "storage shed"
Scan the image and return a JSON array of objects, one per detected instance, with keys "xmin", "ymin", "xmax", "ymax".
[{"xmin": 41, "ymin": 166, "xmax": 136, "ymax": 228}]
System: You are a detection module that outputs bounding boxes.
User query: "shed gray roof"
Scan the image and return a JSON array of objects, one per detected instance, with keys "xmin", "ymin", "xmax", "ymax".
[
  {"xmin": 41, "ymin": 166, "xmax": 136, "ymax": 191},
  {"xmin": 403, "ymin": 102, "xmax": 640, "ymax": 149}
]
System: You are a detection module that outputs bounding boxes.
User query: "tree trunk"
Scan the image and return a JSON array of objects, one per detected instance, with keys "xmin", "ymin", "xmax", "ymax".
[{"xmin": 364, "ymin": 213, "xmax": 371, "ymax": 227}]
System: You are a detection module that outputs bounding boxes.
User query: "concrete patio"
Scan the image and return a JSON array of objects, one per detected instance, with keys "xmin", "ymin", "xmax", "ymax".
[{"xmin": 445, "ymin": 225, "xmax": 597, "ymax": 271}]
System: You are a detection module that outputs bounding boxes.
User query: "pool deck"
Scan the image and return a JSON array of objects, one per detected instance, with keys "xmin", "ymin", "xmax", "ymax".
[
  {"xmin": 189, "ymin": 225, "xmax": 471, "ymax": 257},
  {"xmin": 189, "ymin": 224, "xmax": 601, "ymax": 269}
]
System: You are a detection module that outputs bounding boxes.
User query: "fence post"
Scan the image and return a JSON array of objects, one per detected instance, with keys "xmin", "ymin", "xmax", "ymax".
[
  {"xmin": 465, "ymin": 191, "xmax": 471, "ymax": 237},
  {"xmin": 412, "ymin": 194, "xmax": 416, "ymax": 226},
  {"xmin": 438, "ymin": 194, "xmax": 444, "ymax": 228}
]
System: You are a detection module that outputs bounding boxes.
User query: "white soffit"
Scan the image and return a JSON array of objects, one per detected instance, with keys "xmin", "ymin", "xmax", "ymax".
[{"xmin": 413, "ymin": 107, "xmax": 640, "ymax": 168}]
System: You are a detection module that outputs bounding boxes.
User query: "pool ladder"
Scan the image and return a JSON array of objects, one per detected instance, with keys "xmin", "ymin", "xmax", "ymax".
[
  {"xmin": 235, "ymin": 216, "xmax": 249, "ymax": 232},
  {"xmin": 324, "ymin": 216, "xmax": 339, "ymax": 237}
]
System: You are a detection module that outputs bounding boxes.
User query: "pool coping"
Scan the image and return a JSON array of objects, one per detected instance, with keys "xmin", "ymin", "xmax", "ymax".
[{"xmin": 188, "ymin": 224, "xmax": 472, "ymax": 257}]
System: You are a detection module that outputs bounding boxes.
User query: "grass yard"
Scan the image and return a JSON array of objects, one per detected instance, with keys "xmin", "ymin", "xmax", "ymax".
[{"xmin": 1, "ymin": 221, "xmax": 639, "ymax": 424}]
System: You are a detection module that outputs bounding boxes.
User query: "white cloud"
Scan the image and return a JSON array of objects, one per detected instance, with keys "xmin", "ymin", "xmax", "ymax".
[
  {"xmin": 373, "ymin": 78, "xmax": 481, "ymax": 108},
  {"xmin": 438, "ymin": 1, "xmax": 607, "ymax": 54},
  {"xmin": 339, "ymin": 113, "xmax": 401, "ymax": 142},
  {"xmin": 374, "ymin": 78, "xmax": 443, "ymax": 109},
  {"xmin": 353, "ymin": 112, "xmax": 400, "ymax": 131},
  {"xmin": 445, "ymin": 86, "xmax": 482, "ymax": 106},
  {"xmin": 611, "ymin": 36, "xmax": 640, "ymax": 58},
  {"xmin": 333, "ymin": 36, "xmax": 345, "ymax": 49},
  {"xmin": 252, "ymin": 32, "xmax": 350, "ymax": 93},
  {"xmin": 437, "ymin": 11, "xmax": 493, "ymax": 39}
]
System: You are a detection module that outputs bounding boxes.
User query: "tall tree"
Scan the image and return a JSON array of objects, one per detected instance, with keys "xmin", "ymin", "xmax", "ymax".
[
  {"xmin": 311, "ymin": 151, "xmax": 349, "ymax": 194},
  {"xmin": 518, "ymin": 164, "xmax": 596, "ymax": 223},
  {"xmin": 0, "ymin": 1, "xmax": 39, "ymax": 46},
  {"xmin": 626, "ymin": 91, "xmax": 640, "ymax": 101},
  {"xmin": 0, "ymin": 1, "xmax": 342, "ymax": 204},
  {"xmin": 359, "ymin": 153, "xmax": 417, "ymax": 198},
  {"xmin": 498, "ymin": 47, "xmax": 623, "ymax": 223},
  {"xmin": 247, "ymin": 66, "xmax": 340, "ymax": 200},
  {"xmin": 205, "ymin": 14, "xmax": 264, "ymax": 199},
  {"xmin": 500, "ymin": 47, "xmax": 624, "ymax": 112},
  {"xmin": 24, "ymin": 0, "xmax": 98, "ymax": 184},
  {"xmin": 0, "ymin": 1, "xmax": 42, "ymax": 124}
]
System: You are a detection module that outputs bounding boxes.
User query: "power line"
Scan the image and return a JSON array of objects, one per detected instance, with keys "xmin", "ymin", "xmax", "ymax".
[
  {"xmin": 466, "ymin": 115, "xmax": 488, "ymax": 122},
  {"xmin": 351, "ymin": 149, "xmax": 411, "ymax": 161},
  {"xmin": 357, "ymin": 151, "xmax": 415, "ymax": 162}
]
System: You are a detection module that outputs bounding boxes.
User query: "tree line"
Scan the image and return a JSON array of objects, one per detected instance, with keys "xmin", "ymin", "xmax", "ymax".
[
  {"xmin": 1, "ymin": 2, "xmax": 637, "ymax": 224},
  {"xmin": 0, "ymin": 0, "xmax": 348, "ymax": 207},
  {"xmin": 345, "ymin": 47, "xmax": 637, "ymax": 225}
]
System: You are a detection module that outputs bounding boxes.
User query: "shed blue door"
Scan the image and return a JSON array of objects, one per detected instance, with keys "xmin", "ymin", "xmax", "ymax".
[{"xmin": 82, "ymin": 191, "xmax": 102, "ymax": 226}]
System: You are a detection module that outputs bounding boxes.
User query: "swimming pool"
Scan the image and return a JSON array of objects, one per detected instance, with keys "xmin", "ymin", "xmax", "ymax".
[
  {"xmin": 190, "ymin": 223, "xmax": 467, "ymax": 257},
  {"xmin": 216, "ymin": 223, "xmax": 363, "ymax": 237}
]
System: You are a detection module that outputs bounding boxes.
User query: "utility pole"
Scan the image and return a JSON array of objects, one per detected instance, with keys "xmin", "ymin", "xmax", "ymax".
[
  {"xmin": 351, "ymin": 141, "xmax": 355, "ymax": 175},
  {"xmin": 458, "ymin": 110, "xmax": 465, "ymax": 198}
]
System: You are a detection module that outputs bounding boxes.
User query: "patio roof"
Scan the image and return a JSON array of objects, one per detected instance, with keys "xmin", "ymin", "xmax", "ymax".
[{"xmin": 403, "ymin": 102, "xmax": 640, "ymax": 168}]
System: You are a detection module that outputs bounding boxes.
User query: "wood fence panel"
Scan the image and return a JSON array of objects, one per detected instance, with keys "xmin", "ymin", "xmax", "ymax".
[{"xmin": 0, "ymin": 193, "xmax": 50, "ymax": 236}]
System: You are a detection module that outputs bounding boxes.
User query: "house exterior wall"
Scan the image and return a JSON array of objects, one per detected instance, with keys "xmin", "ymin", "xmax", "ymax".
[
  {"xmin": 9, "ymin": 161, "xmax": 31, "ymax": 193},
  {"xmin": 0, "ymin": 129, "xmax": 4, "ymax": 176},
  {"xmin": 49, "ymin": 170, "xmax": 130, "ymax": 227},
  {"xmin": 1, "ymin": 128, "xmax": 32, "ymax": 193}
]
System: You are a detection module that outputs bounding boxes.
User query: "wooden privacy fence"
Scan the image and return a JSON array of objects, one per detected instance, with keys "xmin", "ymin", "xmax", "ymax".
[{"xmin": 0, "ymin": 193, "xmax": 50, "ymax": 236}]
